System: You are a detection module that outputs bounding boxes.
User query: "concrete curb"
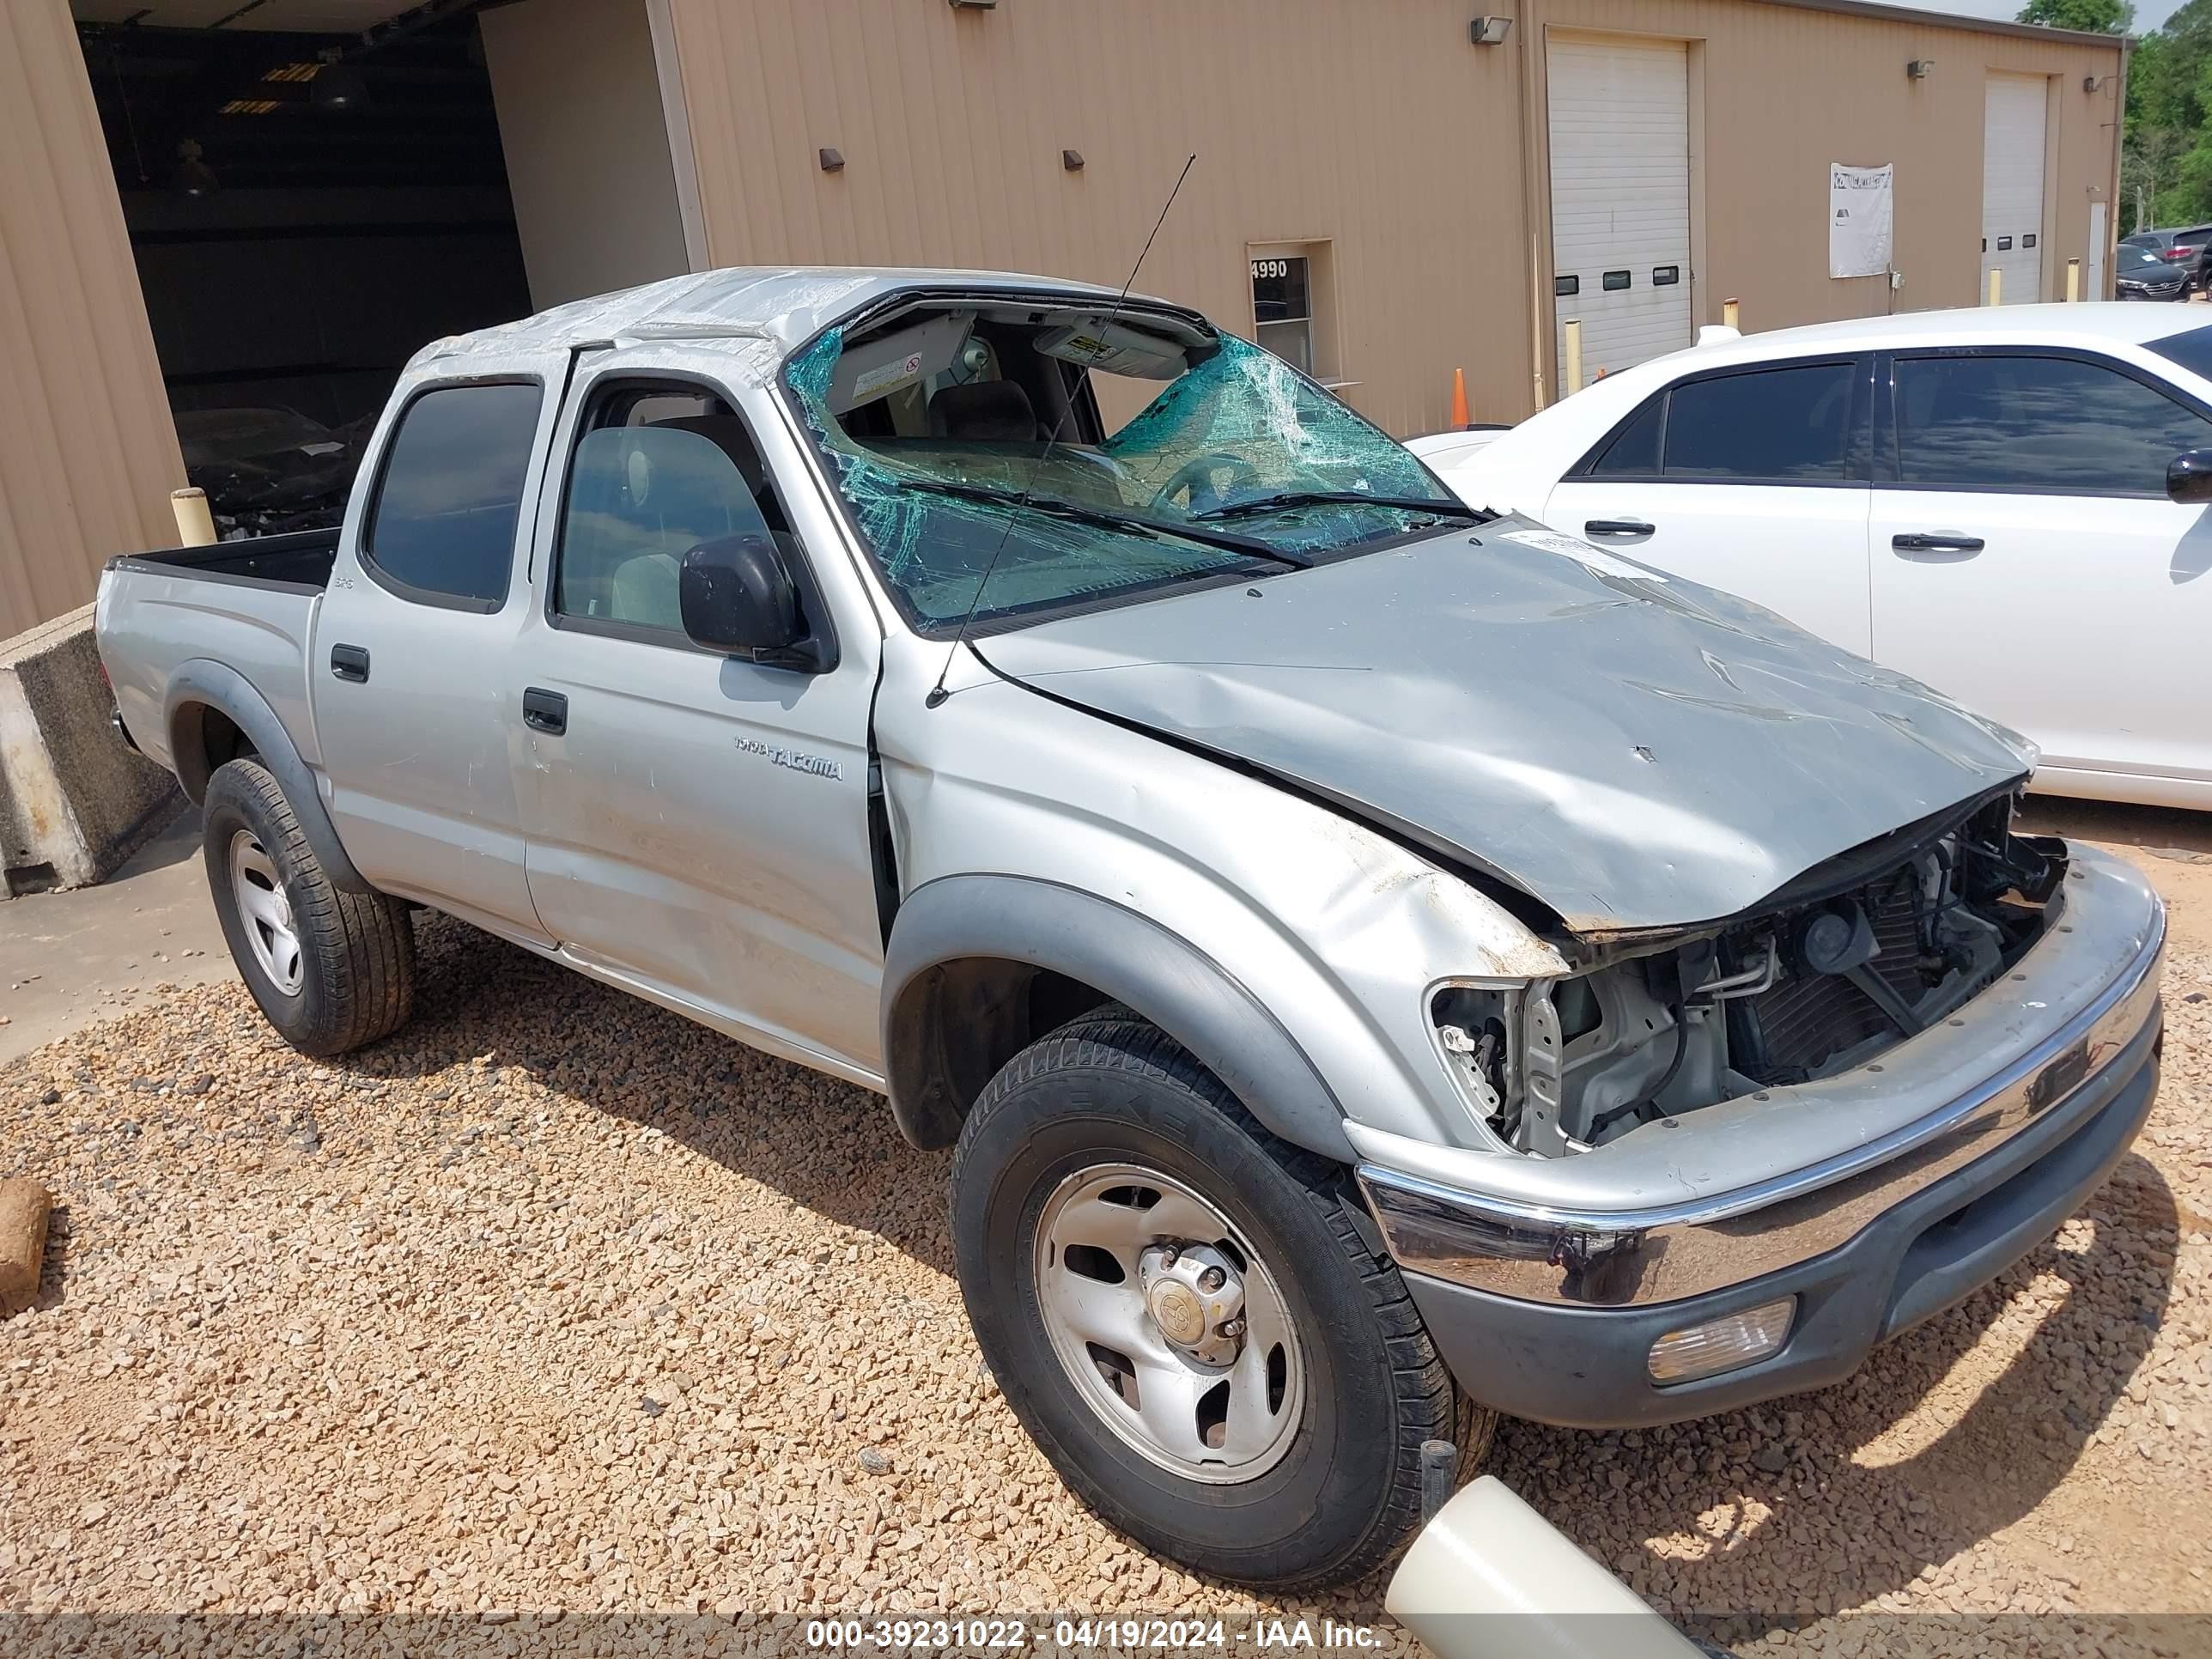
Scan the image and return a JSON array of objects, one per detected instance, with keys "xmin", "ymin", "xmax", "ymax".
[{"xmin": 1, "ymin": 604, "xmax": 180, "ymax": 899}]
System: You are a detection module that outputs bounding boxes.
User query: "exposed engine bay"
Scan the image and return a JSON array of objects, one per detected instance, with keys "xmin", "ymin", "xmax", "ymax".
[{"xmin": 1432, "ymin": 795, "xmax": 2069, "ymax": 1155}]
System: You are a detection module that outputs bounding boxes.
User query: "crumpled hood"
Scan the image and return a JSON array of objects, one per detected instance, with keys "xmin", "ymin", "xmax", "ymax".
[{"xmin": 975, "ymin": 517, "xmax": 2034, "ymax": 933}]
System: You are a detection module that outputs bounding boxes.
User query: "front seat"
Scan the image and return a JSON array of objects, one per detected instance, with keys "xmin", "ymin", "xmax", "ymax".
[{"xmin": 927, "ymin": 380, "xmax": 1038, "ymax": 442}]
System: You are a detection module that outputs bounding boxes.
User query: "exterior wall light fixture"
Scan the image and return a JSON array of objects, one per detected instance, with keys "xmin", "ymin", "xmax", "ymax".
[
  {"xmin": 1907, "ymin": 58, "xmax": 1935, "ymax": 79},
  {"xmin": 1469, "ymin": 16, "xmax": 1513, "ymax": 46}
]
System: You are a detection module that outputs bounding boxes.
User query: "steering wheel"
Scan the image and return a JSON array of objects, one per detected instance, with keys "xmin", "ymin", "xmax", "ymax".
[{"xmin": 1150, "ymin": 452, "xmax": 1263, "ymax": 515}]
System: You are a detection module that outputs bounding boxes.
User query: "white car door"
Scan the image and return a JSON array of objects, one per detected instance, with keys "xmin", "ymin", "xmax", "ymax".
[
  {"xmin": 1540, "ymin": 356, "xmax": 1876, "ymax": 655},
  {"xmin": 1869, "ymin": 348, "xmax": 2212, "ymax": 805}
]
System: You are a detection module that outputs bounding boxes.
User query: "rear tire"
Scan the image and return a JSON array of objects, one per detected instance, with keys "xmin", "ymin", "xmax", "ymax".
[
  {"xmin": 949, "ymin": 1008, "xmax": 1488, "ymax": 1589},
  {"xmin": 202, "ymin": 757, "xmax": 415, "ymax": 1057}
]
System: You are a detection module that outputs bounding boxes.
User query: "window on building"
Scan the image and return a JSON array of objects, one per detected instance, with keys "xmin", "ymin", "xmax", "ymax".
[
  {"xmin": 1251, "ymin": 253, "xmax": 1316, "ymax": 374},
  {"xmin": 362, "ymin": 380, "xmax": 542, "ymax": 609},
  {"xmin": 1662, "ymin": 362, "xmax": 1856, "ymax": 482},
  {"xmin": 1894, "ymin": 354, "xmax": 2212, "ymax": 495}
]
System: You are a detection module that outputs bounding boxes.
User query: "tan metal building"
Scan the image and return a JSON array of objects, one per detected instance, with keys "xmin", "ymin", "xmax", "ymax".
[{"xmin": 2, "ymin": 0, "xmax": 2127, "ymax": 641}]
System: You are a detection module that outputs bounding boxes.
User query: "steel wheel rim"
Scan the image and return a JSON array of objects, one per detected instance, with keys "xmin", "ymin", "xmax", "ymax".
[
  {"xmin": 1033, "ymin": 1162, "xmax": 1305, "ymax": 1483},
  {"xmin": 228, "ymin": 830, "xmax": 302, "ymax": 997}
]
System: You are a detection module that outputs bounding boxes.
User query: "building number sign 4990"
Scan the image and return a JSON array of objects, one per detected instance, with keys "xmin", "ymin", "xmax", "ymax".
[{"xmin": 1251, "ymin": 258, "xmax": 1295, "ymax": 280}]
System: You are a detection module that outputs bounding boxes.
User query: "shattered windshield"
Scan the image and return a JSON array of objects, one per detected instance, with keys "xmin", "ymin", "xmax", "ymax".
[{"xmin": 783, "ymin": 309, "xmax": 1468, "ymax": 633}]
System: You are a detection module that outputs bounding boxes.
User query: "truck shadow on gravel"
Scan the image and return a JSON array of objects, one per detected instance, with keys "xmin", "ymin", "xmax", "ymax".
[
  {"xmin": 348, "ymin": 914, "xmax": 964, "ymax": 1271},
  {"xmin": 346, "ymin": 915, "xmax": 2179, "ymax": 1634}
]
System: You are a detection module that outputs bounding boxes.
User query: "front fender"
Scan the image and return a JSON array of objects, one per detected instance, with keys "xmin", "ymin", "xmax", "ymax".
[
  {"xmin": 165, "ymin": 658, "xmax": 374, "ymax": 894},
  {"xmin": 882, "ymin": 872, "xmax": 1353, "ymax": 1160}
]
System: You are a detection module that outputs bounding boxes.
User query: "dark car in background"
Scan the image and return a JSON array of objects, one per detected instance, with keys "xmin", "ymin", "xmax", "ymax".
[
  {"xmin": 2116, "ymin": 242, "xmax": 2194, "ymax": 301},
  {"xmin": 2121, "ymin": 224, "xmax": 2212, "ymax": 291}
]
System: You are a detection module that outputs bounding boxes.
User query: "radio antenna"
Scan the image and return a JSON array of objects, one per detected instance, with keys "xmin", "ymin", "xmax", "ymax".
[{"xmin": 926, "ymin": 152, "xmax": 1198, "ymax": 708}]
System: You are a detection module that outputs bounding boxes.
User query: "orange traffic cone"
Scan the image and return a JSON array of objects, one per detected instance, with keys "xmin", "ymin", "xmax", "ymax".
[{"xmin": 1449, "ymin": 368, "xmax": 1470, "ymax": 430}]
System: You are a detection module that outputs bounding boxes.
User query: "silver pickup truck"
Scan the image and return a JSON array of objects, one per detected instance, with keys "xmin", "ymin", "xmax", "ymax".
[{"xmin": 98, "ymin": 268, "xmax": 2166, "ymax": 1590}]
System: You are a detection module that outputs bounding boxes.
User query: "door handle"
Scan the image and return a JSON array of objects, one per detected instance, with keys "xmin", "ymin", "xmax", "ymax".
[
  {"xmin": 521, "ymin": 687, "xmax": 568, "ymax": 735},
  {"xmin": 1584, "ymin": 518, "xmax": 1656, "ymax": 539},
  {"xmin": 329, "ymin": 643, "xmax": 370, "ymax": 683},
  {"xmin": 1891, "ymin": 532, "xmax": 1985, "ymax": 557}
]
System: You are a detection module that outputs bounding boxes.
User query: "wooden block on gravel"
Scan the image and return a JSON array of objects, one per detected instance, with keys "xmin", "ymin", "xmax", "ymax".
[{"xmin": 0, "ymin": 1178, "xmax": 53, "ymax": 1309}]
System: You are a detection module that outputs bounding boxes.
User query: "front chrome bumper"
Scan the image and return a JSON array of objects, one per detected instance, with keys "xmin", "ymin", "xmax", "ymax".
[{"xmin": 1353, "ymin": 845, "xmax": 2166, "ymax": 1310}]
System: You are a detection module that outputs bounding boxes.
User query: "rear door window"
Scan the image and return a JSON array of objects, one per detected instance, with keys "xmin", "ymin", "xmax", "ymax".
[
  {"xmin": 1661, "ymin": 362, "xmax": 1857, "ymax": 483},
  {"xmin": 1893, "ymin": 354, "xmax": 2212, "ymax": 495},
  {"xmin": 362, "ymin": 381, "xmax": 544, "ymax": 610}
]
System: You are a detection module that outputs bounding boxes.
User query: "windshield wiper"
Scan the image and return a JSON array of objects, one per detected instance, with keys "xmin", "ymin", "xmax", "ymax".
[
  {"xmin": 1194, "ymin": 489, "xmax": 1489, "ymax": 523},
  {"xmin": 903, "ymin": 477, "xmax": 1311, "ymax": 568}
]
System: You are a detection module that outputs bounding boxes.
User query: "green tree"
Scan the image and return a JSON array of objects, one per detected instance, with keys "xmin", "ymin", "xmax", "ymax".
[
  {"xmin": 2017, "ymin": 0, "xmax": 2132, "ymax": 28},
  {"xmin": 2133, "ymin": 1, "xmax": 2212, "ymax": 223}
]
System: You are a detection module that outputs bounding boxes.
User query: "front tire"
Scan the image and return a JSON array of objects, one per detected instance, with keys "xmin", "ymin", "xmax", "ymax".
[
  {"xmin": 949, "ymin": 1009, "xmax": 1486, "ymax": 1589},
  {"xmin": 203, "ymin": 757, "xmax": 415, "ymax": 1058}
]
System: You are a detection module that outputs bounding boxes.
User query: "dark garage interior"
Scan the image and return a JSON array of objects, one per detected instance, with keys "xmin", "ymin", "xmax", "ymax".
[{"xmin": 72, "ymin": 0, "xmax": 529, "ymax": 536}]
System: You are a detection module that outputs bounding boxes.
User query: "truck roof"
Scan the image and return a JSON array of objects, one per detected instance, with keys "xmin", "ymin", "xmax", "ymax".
[{"xmin": 409, "ymin": 265, "xmax": 1133, "ymax": 381}]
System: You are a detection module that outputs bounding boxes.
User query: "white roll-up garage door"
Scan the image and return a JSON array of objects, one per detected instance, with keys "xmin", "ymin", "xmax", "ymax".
[
  {"xmin": 1983, "ymin": 73, "xmax": 2047, "ymax": 304},
  {"xmin": 1547, "ymin": 35, "xmax": 1692, "ymax": 384}
]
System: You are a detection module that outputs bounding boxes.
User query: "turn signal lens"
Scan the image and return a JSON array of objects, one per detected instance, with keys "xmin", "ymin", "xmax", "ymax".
[{"xmin": 1647, "ymin": 1296, "xmax": 1795, "ymax": 1385}]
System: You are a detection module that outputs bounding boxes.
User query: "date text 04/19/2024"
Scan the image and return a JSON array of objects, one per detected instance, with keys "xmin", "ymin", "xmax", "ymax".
[{"xmin": 803, "ymin": 1617, "xmax": 1385, "ymax": 1650}]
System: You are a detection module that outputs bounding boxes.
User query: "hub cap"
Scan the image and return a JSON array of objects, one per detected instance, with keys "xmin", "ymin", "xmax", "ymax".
[
  {"xmin": 228, "ymin": 830, "xmax": 302, "ymax": 996},
  {"xmin": 1034, "ymin": 1164, "xmax": 1304, "ymax": 1482}
]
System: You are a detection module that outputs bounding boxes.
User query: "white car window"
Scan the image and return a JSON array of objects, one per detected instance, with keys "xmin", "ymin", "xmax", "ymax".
[
  {"xmin": 1893, "ymin": 355, "xmax": 2212, "ymax": 497},
  {"xmin": 1582, "ymin": 361, "xmax": 1857, "ymax": 484},
  {"xmin": 1665, "ymin": 365, "xmax": 1855, "ymax": 483}
]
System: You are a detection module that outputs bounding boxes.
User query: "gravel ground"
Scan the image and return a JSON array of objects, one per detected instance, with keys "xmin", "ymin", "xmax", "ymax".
[{"xmin": 2, "ymin": 902, "xmax": 2209, "ymax": 1656}]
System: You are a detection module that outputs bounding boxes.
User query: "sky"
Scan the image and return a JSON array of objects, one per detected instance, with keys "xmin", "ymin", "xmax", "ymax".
[{"xmin": 1893, "ymin": 0, "xmax": 2184, "ymax": 30}]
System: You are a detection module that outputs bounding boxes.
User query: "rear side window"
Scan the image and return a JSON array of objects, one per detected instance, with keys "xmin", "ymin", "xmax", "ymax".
[
  {"xmin": 1662, "ymin": 363, "xmax": 1856, "ymax": 482},
  {"xmin": 1588, "ymin": 396, "xmax": 1662, "ymax": 476},
  {"xmin": 1893, "ymin": 354, "xmax": 2212, "ymax": 495},
  {"xmin": 363, "ymin": 381, "xmax": 543, "ymax": 608}
]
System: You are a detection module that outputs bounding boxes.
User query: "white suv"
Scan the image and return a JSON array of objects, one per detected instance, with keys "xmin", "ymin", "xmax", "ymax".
[{"xmin": 1409, "ymin": 305, "xmax": 2212, "ymax": 810}]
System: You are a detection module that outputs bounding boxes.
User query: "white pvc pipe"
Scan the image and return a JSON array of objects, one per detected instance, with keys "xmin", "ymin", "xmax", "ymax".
[{"xmin": 1385, "ymin": 1476, "xmax": 1706, "ymax": 1659}]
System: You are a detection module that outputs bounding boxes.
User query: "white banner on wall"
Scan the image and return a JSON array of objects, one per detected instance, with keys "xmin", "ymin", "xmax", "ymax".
[{"xmin": 1829, "ymin": 162, "xmax": 1894, "ymax": 279}]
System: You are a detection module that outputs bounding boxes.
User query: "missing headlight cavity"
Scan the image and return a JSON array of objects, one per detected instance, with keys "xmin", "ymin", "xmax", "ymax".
[{"xmin": 1434, "ymin": 795, "xmax": 2067, "ymax": 1156}]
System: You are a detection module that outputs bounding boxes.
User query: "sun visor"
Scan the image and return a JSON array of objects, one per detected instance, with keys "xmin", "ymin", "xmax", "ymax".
[
  {"xmin": 827, "ymin": 311, "xmax": 975, "ymax": 414},
  {"xmin": 1035, "ymin": 319, "xmax": 1190, "ymax": 380}
]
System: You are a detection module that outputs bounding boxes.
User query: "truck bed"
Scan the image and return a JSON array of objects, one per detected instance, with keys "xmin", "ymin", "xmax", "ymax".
[
  {"xmin": 96, "ymin": 529, "xmax": 337, "ymax": 776},
  {"xmin": 107, "ymin": 526, "xmax": 340, "ymax": 592}
]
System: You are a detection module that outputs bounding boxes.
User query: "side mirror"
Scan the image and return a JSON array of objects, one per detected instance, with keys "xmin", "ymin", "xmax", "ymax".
[
  {"xmin": 2168, "ymin": 449, "xmax": 2212, "ymax": 505},
  {"xmin": 680, "ymin": 533, "xmax": 811, "ymax": 665}
]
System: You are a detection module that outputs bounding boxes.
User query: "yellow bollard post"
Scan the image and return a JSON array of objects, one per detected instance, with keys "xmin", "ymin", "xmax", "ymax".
[
  {"xmin": 1987, "ymin": 267, "xmax": 2002, "ymax": 307},
  {"xmin": 1562, "ymin": 319, "xmax": 1583, "ymax": 395},
  {"xmin": 2066, "ymin": 258, "xmax": 2081, "ymax": 302},
  {"xmin": 1722, "ymin": 297, "xmax": 1741, "ymax": 331},
  {"xmin": 170, "ymin": 488, "xmax": 216, "ymax": 547}
]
